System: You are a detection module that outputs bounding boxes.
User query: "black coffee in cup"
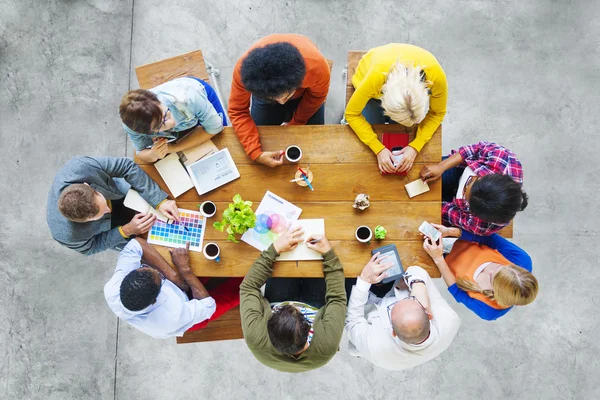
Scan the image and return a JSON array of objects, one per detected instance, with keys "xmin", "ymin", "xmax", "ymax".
[
  {"xmin": 202, "ymin": 202, "xmax": 216, "ymax": 215},
  {"xmin": 205, "ymin": 243, "xmax": 219, "ymax": 257},
  {"xmin": 286, "ymin": 146, "xmax": 301, "ymax": 160},
  {"xmin": 357, "ymin": 227, "xmax": 371, "ymax": 240}
]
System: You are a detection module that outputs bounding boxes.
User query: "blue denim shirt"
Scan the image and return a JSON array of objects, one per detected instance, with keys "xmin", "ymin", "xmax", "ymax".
[{"xmin": 124, "ymin": 77, "xmax": 224, "ymax": 151}]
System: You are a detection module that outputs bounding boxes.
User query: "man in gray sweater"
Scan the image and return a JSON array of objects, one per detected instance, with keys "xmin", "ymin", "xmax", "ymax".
[{"xmin": 47, "ymin": 156, "xmax": 179, "ymax": 255}]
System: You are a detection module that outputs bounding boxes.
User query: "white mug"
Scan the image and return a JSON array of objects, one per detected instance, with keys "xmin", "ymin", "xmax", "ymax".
[
  {"xmin": 355, "ymin": 226, "xmax": 373, "ymax": 243},
  {"xmin": 203, "ymin": 242, "xmax": 220, "ymax": 262},
  {"xmin": 200, "ymin": 201, "xmax": 217, "ymax": 218},
  {"xmin": 285, "ymin": 145, "xmax": 303, "ymax": 163}
]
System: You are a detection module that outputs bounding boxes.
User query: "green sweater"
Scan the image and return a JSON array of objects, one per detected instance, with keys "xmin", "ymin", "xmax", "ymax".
[{"xmin": 240, "ymin": 244, "xmax": 347, "ymax": 373}]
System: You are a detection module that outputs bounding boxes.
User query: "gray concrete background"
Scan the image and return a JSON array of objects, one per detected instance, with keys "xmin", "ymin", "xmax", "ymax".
[{"xmin": 1, "ymin": 0, "xmax": 598, "ymax": 399}]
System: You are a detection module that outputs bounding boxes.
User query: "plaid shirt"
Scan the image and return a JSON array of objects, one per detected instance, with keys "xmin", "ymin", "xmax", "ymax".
[{"xmin": 442, "ymin": 142, "xmax": 523, "ymax": 236}]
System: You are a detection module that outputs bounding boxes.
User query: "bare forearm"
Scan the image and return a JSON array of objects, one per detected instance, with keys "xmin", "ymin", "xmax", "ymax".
[
  {"xmin": 181, "ymin": 272, "xmax": 210, "ymax": 300},
  {"xmin": 137, "ymin": 238, "xmax": 188, "ymax": 291},
  {"xmin": 438, "ymin": 152, "xmax": 463, "ymax": 172},
  {"xmin": 410, "ymin": 283, "xmax": 431, "ymax": 311},
  {"xmin": 168, "ymin": 128, "xmax": 213, "ymax": 153},
  {"xmin": 432, "ymin": 258, "xmax": 457, "ymax": 287},
  {"xmin": 137, "ymin": 149, "xmax": 159, "ymax": 163}
]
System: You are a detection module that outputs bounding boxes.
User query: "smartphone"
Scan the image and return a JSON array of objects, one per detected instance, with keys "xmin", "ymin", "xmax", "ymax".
[
  {"xmin": 391, "ymin": 146, "xmax": 404, "ymax": 167},
  {"xmin": 418, "ymin": 221, "xmax": 442, "ymax": 242}
]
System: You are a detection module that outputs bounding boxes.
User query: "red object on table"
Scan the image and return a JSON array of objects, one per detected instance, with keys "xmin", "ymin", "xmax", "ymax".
[{"xmin": 382, "ymin": 132, "xmax": 410, "ymax": 176}]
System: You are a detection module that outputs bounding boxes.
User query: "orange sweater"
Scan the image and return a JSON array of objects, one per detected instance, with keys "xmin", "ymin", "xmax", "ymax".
[
  {"xmin": 444, "ymin": 241, "xmax": 510, "ymax": 310},
  {"xmin": 228, "ymin": 34, "xmax": 331, "ymax": 160}
]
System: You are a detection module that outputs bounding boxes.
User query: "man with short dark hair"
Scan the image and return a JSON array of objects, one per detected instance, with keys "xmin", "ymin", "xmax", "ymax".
[
  {"xmin": 240, "ymin": 227, "xmax": 346, "ymax": 372},
  {"xmin": 47, "ymin": 156, "xmax": 180, "ymax": 255},
  {"xmin": 104, "ymin": 239, "xmax": 218, "ymax": 339},
  {"xmin": 229, "ymin": 34, "xmax": 331, "ymax": 167},
  {"xmin": 345, "ymin": 256, "xmax": 460, "ymax": 370}
]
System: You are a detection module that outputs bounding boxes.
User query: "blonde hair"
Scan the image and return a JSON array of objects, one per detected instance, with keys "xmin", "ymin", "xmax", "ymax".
[
  {"xmin": 456, "ymin": 264, "xmax": 539, "ymax": 307},
  {"xmin": 381, "ymin": 61, "xmax": 431, "ymax": 126}
]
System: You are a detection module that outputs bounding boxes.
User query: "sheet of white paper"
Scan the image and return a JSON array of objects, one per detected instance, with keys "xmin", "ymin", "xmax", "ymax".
[
  {"xmin": 123, "ymin": 189, "xmax": 171, "ymax": 223},
  {"xmin": 241, "ymin": 191, "xmax": 303, "ymax": 251},
  {"xmin": 277, "ymin": 219, "xmax": 325, "ymax": 261},
  {"xmin": 154, "ymin": 153, "xmax": 194, "ymax": 198}
]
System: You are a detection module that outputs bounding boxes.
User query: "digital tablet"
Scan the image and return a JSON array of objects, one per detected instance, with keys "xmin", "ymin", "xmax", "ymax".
[{"xmin": 371, "ymin": 244, "xmax": 405, "ymax": 284}]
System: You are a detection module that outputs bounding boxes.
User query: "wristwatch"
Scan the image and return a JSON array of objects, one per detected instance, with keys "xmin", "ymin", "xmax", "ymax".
[{"xmin": 408, "ymin": 279, "xmax": 426, "ymax": 291}]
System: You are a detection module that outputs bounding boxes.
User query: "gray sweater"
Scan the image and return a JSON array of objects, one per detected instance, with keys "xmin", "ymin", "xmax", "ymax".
[{"xmin": 46, "ymin": 157, "xmax": 167, "ymax": 255}]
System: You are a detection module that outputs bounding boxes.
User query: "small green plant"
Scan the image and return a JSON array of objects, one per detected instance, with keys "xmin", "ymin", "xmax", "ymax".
[
  {"xmin": 374, "ymin": 225, "xmax": 387, "ymax": 240},
  {"xmin": 211, "ymin": 194, "xmax": 256, "ymax": 243}
]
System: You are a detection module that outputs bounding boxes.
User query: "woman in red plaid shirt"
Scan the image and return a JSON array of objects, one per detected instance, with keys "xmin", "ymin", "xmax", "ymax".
[{"xmin": 419, "ymin": 141, "xmax": 528, "ymax": 236}]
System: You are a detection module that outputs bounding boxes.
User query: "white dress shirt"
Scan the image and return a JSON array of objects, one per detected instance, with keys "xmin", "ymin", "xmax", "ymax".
[
  {"xmin": 345, "ymin": 266, "xmax": 461, "ymax": 370},
  {"xmin": 104, "ymin": 240, "xmax": 216, "ymax": 339}
]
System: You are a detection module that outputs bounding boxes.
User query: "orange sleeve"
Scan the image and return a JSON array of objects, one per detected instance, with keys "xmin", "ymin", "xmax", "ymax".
[
  {"xmin": 289, "ymin": 59, "xmax": 330, "ymax": 125},
  {"xmin": 228, "ymin": 61, "xmax": 263, "ymax": 161}
]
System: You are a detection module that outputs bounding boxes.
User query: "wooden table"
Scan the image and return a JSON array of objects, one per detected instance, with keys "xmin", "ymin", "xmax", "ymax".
[{"xmin": 138, "ymin": 123, "xmax": 443, "ymax": 278}]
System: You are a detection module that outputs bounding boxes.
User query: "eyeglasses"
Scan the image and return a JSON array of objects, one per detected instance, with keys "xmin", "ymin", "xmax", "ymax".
[
  {"xmin": 155, "ymin": 107, "xmax": 171, "ymax": 133},
  {"xmin": 386, "ymin": 296, "xmax": 426, "ymax": 322},
  {"xmin": 462, "ymin": 175, "xmax": 477, "ymax": 197}
]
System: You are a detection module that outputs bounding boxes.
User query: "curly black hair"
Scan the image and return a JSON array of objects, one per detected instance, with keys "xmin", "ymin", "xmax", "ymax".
[
  {"xmin": 120, "ymin": 269, "xmax": 161, "ymax": 311},
  {"xmin": 267, "ymin": 305, "xmax": 310, "ymax": 355},
  {"xmin": 240, "ymin": 42, "xmax": 306, "ymax": 99},
  {"xmin": 469, "ymin": 174, "xmax": 528, "ymax": 224}
]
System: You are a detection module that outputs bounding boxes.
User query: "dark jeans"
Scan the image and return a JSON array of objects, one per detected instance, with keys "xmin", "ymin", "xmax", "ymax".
[
  {"xmin": 265, "ymin": 278, "xmax": 326, "ymax": 308},
  {"xmin": 188, "ymin": 76, "xmax": 228, "ymax": 127},
  {"xmin": 441, "ymin": 155, "xmax": 465, "ymax": 203},
  {"xmin": 344, "ymin": 278, "xmax": 394, "ymax": 302},
  {"xmin": 251, "ymin": 96, "xmax": 325, "ymax": 125},
  {"xmin": 361, "ymin": 98, "xmax": 399, "ymax": 125},
  {"xmin": 110, "ymin": 198, "xmax": 137, "ymax": 229}
]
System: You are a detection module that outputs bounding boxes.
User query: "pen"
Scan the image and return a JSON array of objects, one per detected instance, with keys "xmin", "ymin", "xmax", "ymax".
[
  {"xmin": 308, "ymin": 238, "xmax": 321, "ymax": 244},
  {"xmin": 301, "ymin": 174, "xmax": 314, "ymax": 191}
]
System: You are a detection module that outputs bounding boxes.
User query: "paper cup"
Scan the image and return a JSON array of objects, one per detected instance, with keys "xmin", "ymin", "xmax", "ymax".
[
  {"xmin": 355, "ymin": 226, "xmax": 373, "ymax": 243},
  {"xmin": 203, "ymin": 243, "xmax": 220, "ymax": 262},
  {"xmin": 200, "ymin": 201, "xmax": 217, "ymax": 218},
  {"xmin": 285, "ymin": 145, "xmax": 302, "ymax": 163}
]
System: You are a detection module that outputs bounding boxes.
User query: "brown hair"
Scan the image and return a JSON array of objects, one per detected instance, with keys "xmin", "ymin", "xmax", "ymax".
[
  {"xmin": 456, "ymin": 264, "xmax": 539, "ymax": 307},
  {"xmin": 119, "ymin": 89, "xmax": 163, "ymax": 134},
  {"xmin": 58, "ymin": 184, "xmax": 100, "ymax": 222}
]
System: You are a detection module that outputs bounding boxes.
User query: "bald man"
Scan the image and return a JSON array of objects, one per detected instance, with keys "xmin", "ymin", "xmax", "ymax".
[{"xmin": 345, "ymin": 255, "xmax": 460, "ymax": 370}]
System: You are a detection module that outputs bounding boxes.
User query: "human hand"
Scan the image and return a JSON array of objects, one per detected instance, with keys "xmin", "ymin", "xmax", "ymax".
[
  {"xmin": 423, "ymin": 236, "xmax": 444, "ymax": 262},
  {"xmin": 430, "ymin": 223, "xmax": 461, "ymax": 238},
  {"xmin": 376, "ymin": 148, "xmax": 397, "ymax": 174},
  {"xmin": 149, "ymin": 138, "xmax": 169, "ymax": 160},
  {"xmin": 122, "ymin": 213, "xmax": 156, "ymax": 236},
  {"xmin": 169, "ymin": 242, "xmax": 192, "ymax": 274},
  {"xmin": 395, "ymin": 146, "xmax": 418, "ymax": 173},
  {"xmin": 273, "ymin": 225, "xmax": 305, "ymax": 254},
  {"xmin": 158, "ymin": 200, "xmax": 180, "ymax": 222},
  {"xmin": 256, "ymin": 150, "xmax": 284, "ymax": 168},
  {"xmin": 305, "ymin": 234, "xmax": 332, "ymax": 254},
  {"xmin": 359, "ymin": 253, "xmax": 394, "ymax": 284},
  {"xmin": 419, "ymin": 164, "xmax": 444, "ymax": 183}
]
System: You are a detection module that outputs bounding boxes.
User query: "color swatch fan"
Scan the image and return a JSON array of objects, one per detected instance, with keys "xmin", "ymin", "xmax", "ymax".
[{"xmin": 148, "ymin": 208, "xmax": 206, "ymax": 252}]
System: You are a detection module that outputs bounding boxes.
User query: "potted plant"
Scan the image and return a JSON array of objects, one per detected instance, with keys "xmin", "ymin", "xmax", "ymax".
[
  {"xmin": 212, "ymin": 194, "xmax": 256, "ymax": 243},
  {"xmin": 374, "ymin": 225, "xmax": 387, "ymax": 240}
]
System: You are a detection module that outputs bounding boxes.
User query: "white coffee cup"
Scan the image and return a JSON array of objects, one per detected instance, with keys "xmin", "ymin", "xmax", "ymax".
[
  {"xmin": 285, "ymin": 145, "xmax": 303, "ymax": 163},
  {"xmin": 203, "ymin": 242, "xmax": 220, "ymax": 262},
  {"xmin": 200, "ymin": 201, "xmax": 217, "ymax": 218},
  {"xmin": 355, "ymin": 226, "xmax": 373, "ymax": 243}
]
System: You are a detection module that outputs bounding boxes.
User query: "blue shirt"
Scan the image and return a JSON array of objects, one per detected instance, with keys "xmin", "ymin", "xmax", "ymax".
[
  {"xmin": 103, "ymin": 240, "xmax": 216, "ymax": 338},
  {"xmin": 124, "ymin": 77, "xmax": 224, "ymax": 151},
  {"xmin": 447, "ymin": 231, "xmax": 533, "ymax": 321}
]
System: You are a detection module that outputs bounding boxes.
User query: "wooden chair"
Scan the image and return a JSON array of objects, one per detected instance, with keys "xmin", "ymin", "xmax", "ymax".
[
  {"xmin": 343, "ymin": 51, "xmax": 513, "ymax": 238},
  {"xmin": 135, "ymin": 50, "xmax": 210, "ymax": 89}
]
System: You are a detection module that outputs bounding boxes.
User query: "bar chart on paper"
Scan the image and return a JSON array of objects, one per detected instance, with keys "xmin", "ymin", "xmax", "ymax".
[{"xmin": 148, "ymin": 208, "xmax": 206, "ymax": 252}]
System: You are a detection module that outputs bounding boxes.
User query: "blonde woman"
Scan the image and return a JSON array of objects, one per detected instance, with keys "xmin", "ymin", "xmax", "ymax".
[
  {"xmin": 422, "ymin": 224, "xmax": 538, "ymax": 321},
  {"xmin": 345, "ymin": 44, "xmax": 447, "ymax": 174}
]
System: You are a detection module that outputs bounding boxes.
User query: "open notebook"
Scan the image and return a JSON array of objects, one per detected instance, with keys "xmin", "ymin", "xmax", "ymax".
[{"xmin": 277, "ymin": 219, "xmax": 325, "ymax": 261}]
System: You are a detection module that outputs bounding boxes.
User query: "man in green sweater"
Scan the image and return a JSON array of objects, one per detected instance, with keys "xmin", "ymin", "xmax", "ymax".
[{"xmin": 240, "ymin": 226, "xmax": 347, "ymax": 373}]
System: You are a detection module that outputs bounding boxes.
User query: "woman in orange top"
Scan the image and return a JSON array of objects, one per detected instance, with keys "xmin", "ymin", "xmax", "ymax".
[{"xmin": 422, "ymin": 224, "xmax": 538, "ymax": 321}]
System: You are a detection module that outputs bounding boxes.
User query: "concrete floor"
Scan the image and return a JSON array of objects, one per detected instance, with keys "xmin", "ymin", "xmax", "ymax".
[{"xmin": 1, "ymin": 0, "xmax": 598, "ymax": 399}]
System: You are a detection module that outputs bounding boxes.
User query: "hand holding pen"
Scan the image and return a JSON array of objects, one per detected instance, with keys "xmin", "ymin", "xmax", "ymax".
[{"xmin": 305, "ymin": 234, "xmax": 332, "ymax": 254}]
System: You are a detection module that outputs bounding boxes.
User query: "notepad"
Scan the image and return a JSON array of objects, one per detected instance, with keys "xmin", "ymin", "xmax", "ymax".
[
  {"xmin": 277, "ymin": 219, "xmax": 325, "ymax": 261},
  {"xmin": 154, "ymin": 153, "xmax": 194, "ymax": 198},
  {"xmin": 405, "ymin": 179, "xmax": 430, "ymax": 198},
  {"xmin": 123, "ymin": 189, "xmax": 172, "ymax": 223}
]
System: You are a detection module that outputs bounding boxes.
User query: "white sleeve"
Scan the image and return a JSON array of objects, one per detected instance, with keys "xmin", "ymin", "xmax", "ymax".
[
  {"xmin": 185, "ymin": 297, "xmax": 217, "ymax": 326},
  {"xmin": 345, "ymin": 278, "xmax": 375, "ymax": 357}
]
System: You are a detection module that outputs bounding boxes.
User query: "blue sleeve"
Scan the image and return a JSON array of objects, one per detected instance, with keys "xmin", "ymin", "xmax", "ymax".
[
  {"xmin": 459, "ymin": 231, "xmax": 532, "ymax": 271},
  {"xmin": 448, "ymin": 284, "xmax": 512, "ymax": 321},
  {"xmin": 123, "ymin": 123, "xmax": 154, "ymax": 152}
]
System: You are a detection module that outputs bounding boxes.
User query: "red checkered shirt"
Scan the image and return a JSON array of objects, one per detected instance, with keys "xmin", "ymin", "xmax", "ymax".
[{"xmin": 442, "ymin": 142, "xmax": 523, "ymax": 236}]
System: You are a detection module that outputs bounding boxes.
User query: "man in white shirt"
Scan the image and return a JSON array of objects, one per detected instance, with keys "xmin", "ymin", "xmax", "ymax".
[
  {"xmin": 345, "ymin": 253, "xmax": 461, "ymax": 370},
  {"xmin": 104, "ymin": 238, "xmax": 216, "ymax": 339}
]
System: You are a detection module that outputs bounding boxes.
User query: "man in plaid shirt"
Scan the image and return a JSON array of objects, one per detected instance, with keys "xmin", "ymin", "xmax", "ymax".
[{"xmin": 419, "ymin": 141, "xmax": 528, "ymax": 236}]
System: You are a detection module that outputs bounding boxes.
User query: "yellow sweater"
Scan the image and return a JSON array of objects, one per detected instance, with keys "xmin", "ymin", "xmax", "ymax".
[{"xmin": 345, "ymin": 44, "xmax": 447, "ymax": 153}]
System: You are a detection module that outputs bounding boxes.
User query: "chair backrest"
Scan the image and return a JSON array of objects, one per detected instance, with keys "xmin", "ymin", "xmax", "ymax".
[
  {"xmin": 135, "ymin": 50, "xmax": 209, "ymax": 90},
  {"xmin": 345, "ymin": 51, "xmax": 367, "ymax": 107}
]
